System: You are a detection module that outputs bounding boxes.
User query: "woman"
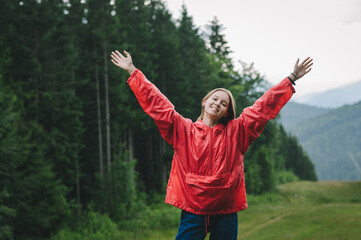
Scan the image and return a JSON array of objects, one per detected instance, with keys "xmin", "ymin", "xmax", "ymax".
[{"xmin": 111, "ymin": 50, "xmax": 313, "ymax": 240}]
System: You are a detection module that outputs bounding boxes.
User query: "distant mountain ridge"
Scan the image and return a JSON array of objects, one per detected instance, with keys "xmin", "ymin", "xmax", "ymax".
[
  {"xmin": 293, "ymin": 79, "xmax": 361, "ymax": 108},
  {"xmin": 279, "ymin": 100, "xmax": 361, "ymax": 180},
  {"xmin": 279, "ymin": 101, "xmax": 329, "ymax": 131}
]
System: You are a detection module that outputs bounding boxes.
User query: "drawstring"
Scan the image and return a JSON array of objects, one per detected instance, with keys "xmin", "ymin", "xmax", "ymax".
[{"xmin": 205, "ymin": 215, "xmax": 210, "ymax": 235}]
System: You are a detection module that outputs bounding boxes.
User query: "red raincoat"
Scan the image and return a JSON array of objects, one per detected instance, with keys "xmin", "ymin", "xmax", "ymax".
[{"xmin": 128, "ymin": 69, "xmax": 295, "ymax": 215}]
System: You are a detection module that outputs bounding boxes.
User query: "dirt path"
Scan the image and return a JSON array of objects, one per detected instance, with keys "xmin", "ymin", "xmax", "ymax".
[{"xmin": 240, "ymin": 212, "xmax": 291, "ymax": 238}]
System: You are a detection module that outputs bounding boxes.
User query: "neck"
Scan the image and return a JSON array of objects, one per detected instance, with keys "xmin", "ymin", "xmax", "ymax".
[{"xmin": 202, "ymin": 115, "xmax": 219, "ymax": 128}]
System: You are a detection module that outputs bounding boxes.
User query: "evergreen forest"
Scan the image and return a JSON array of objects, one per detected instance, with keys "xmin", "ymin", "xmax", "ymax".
[{"xmin": 0, "ymin": 1, "xmax": 317, "ymax": 239}]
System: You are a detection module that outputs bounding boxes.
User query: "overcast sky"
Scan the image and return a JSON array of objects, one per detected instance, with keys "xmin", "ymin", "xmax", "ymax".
[{"xmin": 164, "ymin": 0, "xmax": 361, "ymax": 97}]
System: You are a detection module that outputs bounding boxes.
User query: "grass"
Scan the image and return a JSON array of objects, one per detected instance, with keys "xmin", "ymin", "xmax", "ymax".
[
  {"xmin": 140, "ymin": 181, "xmax": 361, "ymax": 240},
  {"xmin": 52, "ymin": 181, "xmax": 361, "ymax": 239},
  {"xmin": 235, "ymin": 181, "xmax": 361, "ymax": 240}
]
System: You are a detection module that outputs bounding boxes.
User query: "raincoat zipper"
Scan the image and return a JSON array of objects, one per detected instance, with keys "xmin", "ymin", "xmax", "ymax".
[{"xmin": 209, "ymin": 128, "xmax": 214, "ymax": 176}]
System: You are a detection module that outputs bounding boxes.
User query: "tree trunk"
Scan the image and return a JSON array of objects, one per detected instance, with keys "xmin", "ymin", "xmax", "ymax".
[
  {"xmin": 146, "ymin": 131, "xmax": 153, "ymax": 190},
  {"xmin": 128, "ymin": 127, "xmax": 134, "ymax": 162},
  {"xmin": 95, "ymin": 65, "xmax": 104, "ymax": 179},
  {"xmin": 160, "ymin": 136, "xmax": 167, "ymax": 184},
  {"xmin": 103, "ymin": 22, "xmax": 111, "ymax": 173},
  {"xmin": 128, "ymin": 127, "xmax": 136, "ymax": 197},
  {"xmin": 75, "ymin": 155, "xmax": 81, "ymax": 209}
]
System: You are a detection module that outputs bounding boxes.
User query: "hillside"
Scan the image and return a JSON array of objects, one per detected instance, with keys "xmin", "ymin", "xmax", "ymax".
[
  {"xmin": 278, "ymin": 101, "xmax": 329, "ymax": 131},
  {"xmin": 293, "ymin": 79, "xmax": 361, "ymax": 108},
  {"xmin": 292, "ymin": 101, "xmax": 361, "ymax": 180},
  {"xmin": 110, "ymin": 181, "xmax": 361, "ymax": 240},
  {"xmin": 238, "ymin": 181, "xmax": 361, "ymax": 240}
]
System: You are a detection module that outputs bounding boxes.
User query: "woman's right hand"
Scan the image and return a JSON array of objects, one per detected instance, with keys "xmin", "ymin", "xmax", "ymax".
[{"xmin": 111, "ymin": 50, "xmax": 136, "ymax": 75}]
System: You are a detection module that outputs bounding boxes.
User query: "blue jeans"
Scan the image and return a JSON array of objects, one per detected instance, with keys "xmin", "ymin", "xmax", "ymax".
[{"xmin": 175, "ymin": 210, "xmax": 238, "ymax": 240}]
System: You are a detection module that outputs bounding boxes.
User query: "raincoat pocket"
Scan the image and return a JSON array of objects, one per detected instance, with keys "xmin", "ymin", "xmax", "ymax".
[{"xmin": 185, "ymin": 172, "xmax": 233, "ymax": 211}]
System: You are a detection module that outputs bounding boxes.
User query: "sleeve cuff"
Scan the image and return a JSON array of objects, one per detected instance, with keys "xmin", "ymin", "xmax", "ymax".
[
  {"xmin": 127, "ymin": 69, "xmax": 140, "ymax": 84},
  {"xmin": 287, "ymin": 77, "xmax": 296, "ymax": 86}
]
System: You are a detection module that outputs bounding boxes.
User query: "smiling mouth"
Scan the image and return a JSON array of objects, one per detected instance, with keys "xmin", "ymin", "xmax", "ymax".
[{"xmin": 211, "ymin": 106, "xmax": 219, "ymax": 112}]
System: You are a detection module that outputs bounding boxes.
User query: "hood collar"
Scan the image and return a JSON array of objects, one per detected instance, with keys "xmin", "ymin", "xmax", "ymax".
[{"xmin": 195, "ymin": 120, "xmax": 225, "ymax": 134}]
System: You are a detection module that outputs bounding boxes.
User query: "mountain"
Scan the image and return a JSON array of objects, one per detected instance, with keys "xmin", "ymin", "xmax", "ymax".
[
  {"xmin": 278, "ymin": 101, "xmax": 330, "ymax": 131},
  {"xmin": 285, "ymin": 101, "xmax": 361, "ymax": 181},
  {"xmin": 293, "ymin": 79, "xmax": 361, "ymax": 108}
]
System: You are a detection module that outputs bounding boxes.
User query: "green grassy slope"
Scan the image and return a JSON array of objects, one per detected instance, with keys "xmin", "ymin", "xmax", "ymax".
[
  {"xmin": 122, "ymin": 181, "xmax": 361, "ymax": 240},
  {"xmin": 52, "ymin": 181, "xmax": 361, "ymax": 240},
  {"xmin": 121, "ymin": 181, "xmax": 361, "ymax": 240},
  {"xmin": 236, "ymin": 181, "xmax": 361, "ymax": 240}
]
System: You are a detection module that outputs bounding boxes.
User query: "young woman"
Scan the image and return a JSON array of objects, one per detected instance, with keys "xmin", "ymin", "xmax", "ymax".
[{"xmin": 111, "ymin": 50, "xmax": 313, "ymax": 240}]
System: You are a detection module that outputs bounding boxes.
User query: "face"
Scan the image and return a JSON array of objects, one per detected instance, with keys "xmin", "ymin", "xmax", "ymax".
[{"xmin": 203, "ymin": 91, "xmax": 230, "ymax": 121}]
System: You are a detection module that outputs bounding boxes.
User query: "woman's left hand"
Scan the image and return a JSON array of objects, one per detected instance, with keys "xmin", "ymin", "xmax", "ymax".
[
  {"xmin": 111, "ymin": 50, "xmax": 136, "ymax": 75},
  {"xmin": 291, "ymin": 57, "xmax": 313, "ymax": 81}
]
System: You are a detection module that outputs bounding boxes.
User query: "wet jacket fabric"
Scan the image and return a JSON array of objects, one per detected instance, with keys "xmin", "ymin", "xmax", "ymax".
[{"xmin": 127, "ymin": 69, "xmax": 295, "ymax": 215}]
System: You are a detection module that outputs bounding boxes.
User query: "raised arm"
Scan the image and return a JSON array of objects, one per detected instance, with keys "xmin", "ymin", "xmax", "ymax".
[
  {"xmin": 110, "ymin": 49, "xmax": 186, "ymax": 146},
  {"xmin": 237, "ymin": 57, "xmax": 313, "ymax": 153}
]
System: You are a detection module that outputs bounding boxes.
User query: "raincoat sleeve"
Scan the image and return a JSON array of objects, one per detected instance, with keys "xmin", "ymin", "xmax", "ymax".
[
  {"xmin": 127, "ymin": 69, "xmax": 185, "ymax": 146},
  {"xmin": 237, "ymin": 78, "xmax": 295, "ymax": 153}
]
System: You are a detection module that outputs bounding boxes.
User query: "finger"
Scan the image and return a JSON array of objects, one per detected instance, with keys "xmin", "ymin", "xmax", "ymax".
[
  {"xmin": 111, "ymin": 51, "xmax": 118, "ymax": 58},
  {"xmin": 301, "ymin": 57, "xmax": 311, "ymax": 65},
  {"xmin": 111, "ymin": 52, "xmax": 120, "ymax": 62},
  {"xmin": 305, "ymin": 62, "xmax": 313, "ymax": 69},
  {"xmin": 303, "ymin": 62, "xmax": 313, "ymax": 70},
  {"xmin": 303, "ymin": 58, "xmax": 313, "ymax": 66},
  {"xmin": 111, "ymin": 59, "xmax": 118, "ymax": 66},
  {"xmin": 111, "ymin": 51, "xmax": 120, "ymax": 59},
  {"xmin": 115, "ymin": 50, "xmax": 125, "ymax": 58},
  {"xmin": 294, "ymin": 58, "xmax": 300, "ymax": 69},
  {"xmin": 124, "ymin": 50, "xmax": 132, "ymax": 61},
  {"xmin": 110, "ymin": 54, "xmax": 117, "ymax": 62}
]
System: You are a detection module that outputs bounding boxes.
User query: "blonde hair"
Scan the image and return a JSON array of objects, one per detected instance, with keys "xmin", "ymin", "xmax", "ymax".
[{"xmin": 197, "ymin": 88, "xmax": 236, "ymax": 124}]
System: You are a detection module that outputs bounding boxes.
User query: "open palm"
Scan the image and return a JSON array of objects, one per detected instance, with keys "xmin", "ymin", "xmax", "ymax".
[
  {"xmin": 111, "ymin": 50, "xmax": 136, "ymax": 75},
  {"xmin": 293, "ymin": 57, "xmax": 313, "ymax": 80}
]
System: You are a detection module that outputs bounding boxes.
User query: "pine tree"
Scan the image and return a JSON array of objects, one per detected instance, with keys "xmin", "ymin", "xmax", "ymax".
[
  {"xmin": 176, "ymin": 4, "xmax": 214, "ymax": 119},
  {"xmin": 0, "ymin": 71, "xmax": 17, "ymax": 240},
  {"xmin": 0, "ymin": 1, "xmax": 84, "ymax": 238},
  {"xmin": 64, "ymin": 0, "xmax": 88, "ymax": 209},
  {"xmin": 206, "ymin": 16, "xmax": 234, "ymax": 73},
  {"xmin": 0, "ymin": 189, "xmax": 16, "ymax": 240},
  {"xmin": 284, "ymin": 134, "xmax": 317, "ymax": 181}
]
